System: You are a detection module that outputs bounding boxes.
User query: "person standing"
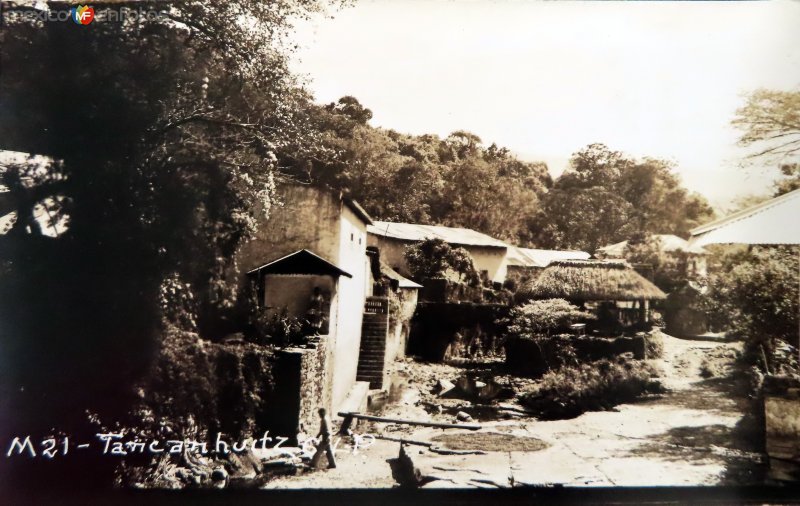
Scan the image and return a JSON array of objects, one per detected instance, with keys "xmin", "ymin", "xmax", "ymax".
[{"xmin": 309, "ymin": 408, "xmax": 337, "ymax": 469}]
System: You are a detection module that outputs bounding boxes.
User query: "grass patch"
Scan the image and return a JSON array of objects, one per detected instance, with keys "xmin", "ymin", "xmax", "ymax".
[
  {"xmin": 430, "ymin": 432, "xmax": 549, "ymax": 452},
  {"xmin": 520, "ymin": 356, "xmax": 665, "ymax": 420},
  {"xmin": 700, "ymin": 346, "xmax": 741, "ymax": 378}
]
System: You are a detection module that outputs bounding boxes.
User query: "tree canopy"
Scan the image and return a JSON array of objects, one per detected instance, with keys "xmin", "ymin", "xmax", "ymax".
[
  {"xmin": 732, "ymin": 88, "xmax": 800, "ymax": 196},
  {"xmin": 528, "ymin": 144, "xmax": 714, "ymax": 252},
  {"xmin": 279, "ymin": 97, "xmax": 553, "ymax": 243}
]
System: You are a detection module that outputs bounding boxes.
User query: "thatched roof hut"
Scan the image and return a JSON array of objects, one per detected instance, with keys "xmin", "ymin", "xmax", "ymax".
[{"xmin": 519, "ymin": 259, "xmax": 666, "ymax": 302}]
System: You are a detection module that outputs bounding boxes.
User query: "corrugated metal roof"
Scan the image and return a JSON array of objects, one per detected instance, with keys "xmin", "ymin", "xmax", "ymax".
[
  {"xmin": 598, "ymin": 234, "xmax": 706, "ymax": 257},
  {"xmin": 367, "ymin": 221, "xmax": 508, "ymax": 249},
  {"xmin": 506, "ymin": 246, "xmax": 590, "ymax": 267},
  {"xmin": 690, "ymin": 189, "xmax": 800, "ymax": 246}
]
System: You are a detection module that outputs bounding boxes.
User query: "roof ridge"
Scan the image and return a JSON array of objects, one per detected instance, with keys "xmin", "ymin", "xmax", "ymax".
[{"xmin": 691, "ymin": 188, "xmax": 800, "ymax": 236}]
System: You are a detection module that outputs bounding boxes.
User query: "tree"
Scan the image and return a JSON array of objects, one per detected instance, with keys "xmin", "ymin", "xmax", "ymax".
[
  {"xmin": 287, "ymin": 107, "xmax": 551, "ymax": 243},
  {"xmin": 621, "ymin": 237, "xmax": 692, "ymax": 293},
  {"xmin": 506, "ymin": 299, "xmax": 594, "ymax": 339},
  {"xmin": 403, "ymin": 238, "xmax": 479, "ymax": 285},
  {"xmin": 530, "ymin": 144, "xmax": 714, "ymax": 251},
  {"xmin": 732, "ymin": 89, "xmax": 800, "ymax": 196},
  {"xmin": 0, "ymin": 0, "xmax": 338, "ymax": 428},
  {"xmin": 705, "ymin": 246, "xmax": 799, "ymax": 374}
]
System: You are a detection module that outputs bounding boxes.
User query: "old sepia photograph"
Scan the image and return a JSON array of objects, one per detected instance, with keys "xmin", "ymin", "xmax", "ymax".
[{"xmin": 1, "ymin": 0, "xmax": 799, "ymax": 504}]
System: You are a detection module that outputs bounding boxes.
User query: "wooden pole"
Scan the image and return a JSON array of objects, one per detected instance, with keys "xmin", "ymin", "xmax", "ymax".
[{"xmin": 337, "ymin": 412, "xmax": 481, "ymax": 431}]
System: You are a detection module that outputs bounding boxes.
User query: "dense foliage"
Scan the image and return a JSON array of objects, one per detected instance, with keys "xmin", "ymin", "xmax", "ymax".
[
  {"xmin": 520, "ymin": 356, "xmax": 664, "ymax": 420},
  {"xmin": 529, "ymin": 144, "xmax": 715, "ymax": 252},
  {"xmin": 403, "ymin": 237, "xmax": 480, "ymax": 285},
  {"xmin": 705, "ymin": 246, "xmax": 799, "ymax": 374},
  {"xmin": 281, "ymin": 102, "xmax": 553, "ymax": 243},
  {"xmin": 506, "ymin": 299, "xmax": 594, "ymax": 339},
  {"xmin": 0, "ymin": 0, "xmax": 339, "ymax": 431},
  {"xmin": 620, "ymin": 237, "xmax": 695, "ymax": 293}
]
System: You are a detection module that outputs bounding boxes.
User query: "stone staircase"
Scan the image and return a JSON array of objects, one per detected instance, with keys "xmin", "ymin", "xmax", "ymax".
[{"xmin": 356, "ymin": 296, "xmax": 389, "ymax": 389}]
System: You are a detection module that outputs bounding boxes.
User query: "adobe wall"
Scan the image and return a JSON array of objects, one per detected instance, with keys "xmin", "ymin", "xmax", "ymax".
[
  {"xmin": 235, "ymin": 184, "xmax": 342, "ymax": 275},
  {"xmin": 262, "ymin": 274, "xmax": 335, "ymax": 321}
]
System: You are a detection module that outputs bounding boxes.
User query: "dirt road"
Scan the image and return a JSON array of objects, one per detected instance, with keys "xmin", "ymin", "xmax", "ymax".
[{"xmin": 265, "ymin": 334, "xmax": 766, "ymax": 489}]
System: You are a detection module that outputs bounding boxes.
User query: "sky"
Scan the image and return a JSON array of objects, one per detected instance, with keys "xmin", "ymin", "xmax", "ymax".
[{"xmin": 289, "ymin": 0, "xmax": 800, "ymax": 208}]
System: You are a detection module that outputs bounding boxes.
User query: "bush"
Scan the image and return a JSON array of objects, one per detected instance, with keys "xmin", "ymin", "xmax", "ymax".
[
  {"xmin": 519, "ymin": 356, "xmax": 664, "ymax": 420},
  {"xmin": 505, "ymin": 334, "xmax": 579, "ymax": 377},
  {"xmin": 112, "ymin": 326, "xmax": 277, "ymax": 487},
  {"xmin": 505, "ymin": 298, "xmax": 594, "ymax": 339},
  {"xmin": 645, "ymin": 329, "xmax": 665, "ymax": 359}
]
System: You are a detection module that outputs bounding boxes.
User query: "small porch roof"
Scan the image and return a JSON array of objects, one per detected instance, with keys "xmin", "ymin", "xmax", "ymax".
[{"xmin": 246, "ymin": 249, "xmax": 352, "ymax": 278}]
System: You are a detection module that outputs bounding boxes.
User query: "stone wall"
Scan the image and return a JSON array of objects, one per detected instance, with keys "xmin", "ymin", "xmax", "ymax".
[
  {"xmin": 385, "ymin": 287, "xmax": 418, "ymax": 362},
  {"xmin": 265, "ymin": 335, "xmax": 332, "ymax": 437}
]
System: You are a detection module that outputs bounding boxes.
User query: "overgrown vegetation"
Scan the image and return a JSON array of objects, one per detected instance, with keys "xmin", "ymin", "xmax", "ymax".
[
  {"xmin": 107, "ymin": 326, "xmax": 277, "ymax": 488},
  {"xmin": 520, "ymin": 356, "xmax": 664, "ymax": 420},
  {"xmin": 705, "ymin": 246, "xmax": 799, "ymax": 375},
  {"xmin": 0, "ymin": 0, "xmax": 339, "ymax": 435},
  {"xmin": 645, "ymin": 329, "xmax": 665, "ymax": 359}
]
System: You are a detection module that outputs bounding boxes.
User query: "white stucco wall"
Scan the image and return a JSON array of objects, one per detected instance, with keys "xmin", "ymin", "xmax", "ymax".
[
  {"xmin": 367, "ymin": 235, "xmax": 508, "ymax": 284},
  {"xmin": 236, "ymin": 185, "xmax": 342, "ymax": 275},
  {"xmin": 330, "ymin": 205, "xmax": 370, "ymax": 410}
]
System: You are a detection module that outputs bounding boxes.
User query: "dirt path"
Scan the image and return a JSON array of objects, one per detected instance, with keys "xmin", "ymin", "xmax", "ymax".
[{"xmin": 265, "ymin": 334, "xmax": 766, "ymax": 488}]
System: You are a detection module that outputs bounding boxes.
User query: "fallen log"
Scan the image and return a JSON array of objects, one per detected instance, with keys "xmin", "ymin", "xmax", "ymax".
[{"xmin": 337, "ymin": 411, "xmax": 482, "ymax": 434}]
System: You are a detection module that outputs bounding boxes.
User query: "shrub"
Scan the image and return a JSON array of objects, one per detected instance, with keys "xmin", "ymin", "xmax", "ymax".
[
  {"xmin": 705, "ymin": 246, "xmax": 799, "ymax": 374},
  {"xmin": 505, "ymin": 334, "xmax": 579, "ymax": 377},
  {"xmin": 645, "ymin": 329, "xmax": 665, "ymax": 359},
  {"xmin": 404, "ymin": 237, "xmax": 480, "ymax": 285},
  {"xmin": 506, "ymin": 298, "xmax": 594, "ymax": 339},
  {"xmin": 519, "ymin": 356, "xmax": 664, "ymax": 420}
]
